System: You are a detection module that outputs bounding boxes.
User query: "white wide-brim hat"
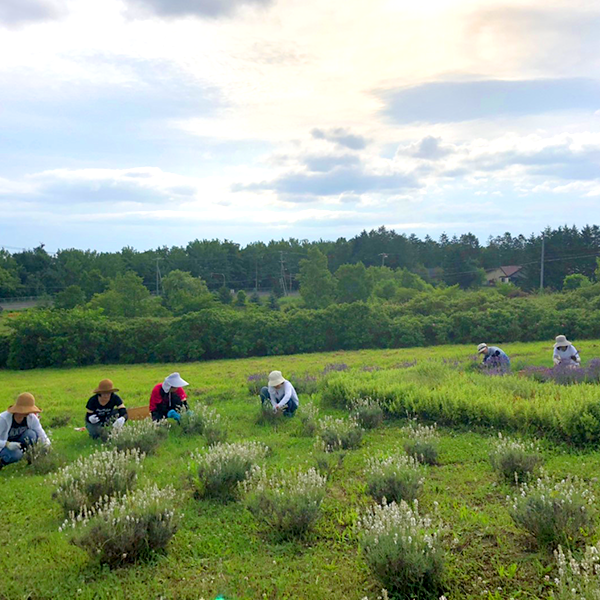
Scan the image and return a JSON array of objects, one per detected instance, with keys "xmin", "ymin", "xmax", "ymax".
[
  {"xmin": 164, "ymin": 372, "xmax": 189, "ymax": 388},
  {"xmin": 268, "ymin": 370, "xmax": 285, "ymax": 387},
  {"xmin": 554, "ymin": 335, "xmax": 572, "ymax": 348},
  {"xmin": 477, "ymin": 343, "xmax": 488, "ymax": 354}
]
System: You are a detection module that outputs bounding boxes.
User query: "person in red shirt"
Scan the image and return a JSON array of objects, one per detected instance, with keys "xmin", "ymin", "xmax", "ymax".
[{"xmin": 149, "ymin": 372, "xmax": 189, "ymax": 422}]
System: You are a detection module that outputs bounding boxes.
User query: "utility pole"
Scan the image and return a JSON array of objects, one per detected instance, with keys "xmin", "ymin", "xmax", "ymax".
[
  {"xmin": 155, "ymin": 258, "xmax": 163, "ymax": 296},
  {"xmin": 540, "ymin": 233, "xmax": 545, "ymax": 291},
  {"xmin": 379, "ymin": 253, "xmax": 388, "ymax": 267},
  {"xmin": 279, "ymin": 251, "xmax": 288, "ymax": 296},
  {"xmin": 255, "ymin": 256, "xmax": 259, "ymax": 291}
]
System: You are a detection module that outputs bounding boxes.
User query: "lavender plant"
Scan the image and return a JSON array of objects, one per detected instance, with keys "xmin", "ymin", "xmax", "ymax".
[
  {"xmin": 108, "ymin": 417, "xmax": 169, "ymax": 454},
  {"xmin": 297, "ymin": 400, "xmax": 320, "ymax": 437},
  {"xmin": 288, "ymin": 373, "xmax": 319, "ymax": 395},
  {"xmin": 180, "ymin": 405, "xmax": 227, "ymax": 445},
  {"xmin": 241, "ymin": 465, "xmax": 327, "ymax": 538},
  {"xmin": 489, "ymin": 434, "xmax": 543, "ymax": 484},
  {"xmin": 553, "ymin": 543, "xmax": 600, "ymax": 599},
  {"xmin": 322, "ymin": 363, "xmax": 349, "ymax": 374},
  {"xmin": 23, "ymin": 441, "xmax": 63, "ymax": 475},
  {"xmin": 358, "ymin": 499, "xmax": 446, "ymax": 599},
  {"xmin": 403, "ymin": 422, "xmax": 440, "ymax": 465},
  {"xmin": 316, "ymin": 415, "xmax": 363, "ymax": 452},
  {"xmin": 192, "ymin": 441, "xmax": 269, "ymax": 500},
  {"xmin": 366, "ymin": 453, "xmax": 425, "ymax": 504},
  {"xmin": 61, "ymin": 484, "xmax": 178, "ymax": 567},
  {"xmin": 51, "ymin": 448, "xmax": 144, "ymax": 515},
  {"xmin": 350, "ymin": 397, "xmax": 384, "ymax": 430},
  {"xmin": 247, "ymin": 372, "xmax": 268, "ymax": 395},
  {"xmin": 509, "ymin": 473, "xmax": 596, "ymax": 549}
]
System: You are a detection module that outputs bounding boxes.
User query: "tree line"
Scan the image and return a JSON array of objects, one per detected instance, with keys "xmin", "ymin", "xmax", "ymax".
[{"xmin": 2, "ymin": 224, "xmax": 600, "ymax": 299}]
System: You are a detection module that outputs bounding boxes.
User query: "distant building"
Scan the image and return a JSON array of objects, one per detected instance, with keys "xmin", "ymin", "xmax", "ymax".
[{"xmin": 485, "ymin": 265, "xmax": 524, "ymax": 286}]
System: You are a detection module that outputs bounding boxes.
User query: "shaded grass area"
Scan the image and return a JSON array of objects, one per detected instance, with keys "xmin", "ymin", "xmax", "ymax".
[{"xmin": 1, "ymin": 343, "xmax": 600, "ymax": 599}]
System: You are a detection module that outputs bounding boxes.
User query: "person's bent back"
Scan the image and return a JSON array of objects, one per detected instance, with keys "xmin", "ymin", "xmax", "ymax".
[{"xmin": 150, "ymin": 372, "xmax": 189, "ymax": 422}]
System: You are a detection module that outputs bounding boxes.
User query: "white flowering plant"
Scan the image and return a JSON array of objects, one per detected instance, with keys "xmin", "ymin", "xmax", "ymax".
[
  {"xmin": 241, "ymin": 465, "xmax": 327, "ymax": 539},
  {"xmin": 297, "ymin": 401, "xmax": 320, "ymax": 437},
  {"xmin": 403, "ymin": 422, "xmax": 439, "ymax": 465},
  {"xmin": 350, "ymin": 397, "xmax": 384, "ymax": 430},
  {"xmin": 62, "ymin": 484, "xmax": 179, "ymax": 567},
  {"xmin": 357, "ymin": 499, "xmax": 446, "ymax": 599},
  {"xmin": 509, "ymin": 472, "xmax": 596, "ymax": 549},
  {"xmin": 51, "ymin": 448, "xmax": 144, "ymax": 515},
  {"xmin": 192, "ymin": 441, "xmax": 269, "ymax": 501},
  {"xmin": 553, "ymin": 543, "xmax": 600, "ymax": 599},
  {"xmin": 489, "ymin": 434, "xmax": 543, "ymax": 484},
  {"xmin": 316, "ymin": 415, "xmax": 363, "ymax": 452},
  {"xmin": 366, "ymin": 453, "xmax": 425, "ymax": 504},
  {"xmin": 108, "ymin": 417, "xmax": 169, "ymax": 454},
  {"xmin": 24, "ymin": 439, "xmax": 63, "ymax": 475},
  {"xmin": 180, "ymin": 404, "xmax": 227, "ymax": 445}
]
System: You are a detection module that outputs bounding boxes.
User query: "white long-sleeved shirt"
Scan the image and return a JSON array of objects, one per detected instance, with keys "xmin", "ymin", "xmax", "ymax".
[
  {"xmin": 0, "ymin": 411, "xmax": 50, "ymax": 449},
  {"xmin": 553, "ymin": 345, "xmax": 580, "ymax": 365},
  {"xmin": 267, "ymin": 380, "xmax": 299, "ymax": 410}
]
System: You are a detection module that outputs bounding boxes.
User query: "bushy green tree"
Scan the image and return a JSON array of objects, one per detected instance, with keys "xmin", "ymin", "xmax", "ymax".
[
  {"xmin": 299, "ymin": 249, "xmax": 335, "ymax": 309},
  {"xmin": 217, "ymin": 286, "xmax": 232, "ymax": 305},
  {"xmin": 335, "ymin": 262, "xmax": 371, "ymax": 303},
  {"xmin": 161, "ymin": 270, "xmax": 213, "ymax": 315},
  {"xmin": 235, "ymin": 290, "xmax": 247, "ymax": 307},
  {"xmin": 54, "ymin": 285, "xmax": 86, "ymax": 309},
  {"xmin": 564, "ymin": 273, "xmax": 592, "ymax": 291}
]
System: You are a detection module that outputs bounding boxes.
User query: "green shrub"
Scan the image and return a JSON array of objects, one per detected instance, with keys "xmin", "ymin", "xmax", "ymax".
[
  {"xmin": 24, "ymin": 442, "xmax": 64, "ymax": 475},
  {"xmin": 297, "ymin": 401, "xmax": 320, "ymax": 437},
  {"xmin": 193, "ymin": 441, "xmax": 269, "ymax": 501},
  {"xmin": 180, "ymin": 405, "xmax": 227, "ymax": 445},
  {"xmin": 366, "ymin": 453, "xmax": 425, "ymax": 504},
  {"xmin": 358, "ymin": 500, "xmax": 445, "ymax": 599},
  {"xmin": 242, "ymin": 466, "xmax": 327, "ymax": 538},
  {"xmin": 64, "ymin": 484, "xmax": 178, "ymax": 567},
  {"xmin": 489, "ymin": 434, "xmax": 543, "ymax": 484},
  {"xmin": 350, "ymin": 397, "xmax": 384, "ymax": 429},
  {"xmin": 509, "ymin": 473, "xmax": 596, "ymax": 549},
  {"xmin": 316, "ymin": 416, "xmax": 363, "ymax": 452},
  {"xmin": 52, "ymin": 448, "xmax": 144, "ymax": 515},
  {"xmin": 108, "ymin": 418, "xmax": 169, "ymax": 454},
  {"xmin": 404, "ymin": 423, "xmax": 440, "ymax": 465}
]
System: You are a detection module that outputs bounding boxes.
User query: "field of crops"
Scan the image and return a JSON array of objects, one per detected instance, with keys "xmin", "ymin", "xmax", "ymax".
[{"xmin": 2, "ymin": 341, "xmax": 600, "ymax": 600}]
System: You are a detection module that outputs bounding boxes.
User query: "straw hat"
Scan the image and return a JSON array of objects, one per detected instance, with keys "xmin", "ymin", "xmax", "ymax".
[
  {"xmin": 268, "ymin": 371, "xmax": 285, "ymax": 387},
  {"xmin": 477, "ymin": 343, "xmax": 488, "ymax": 354},
  {"xmin": 8, "ymin": 392, "xmax": 42, "ymax": 415},
  {"xmin": 554, "ymin": 334, "xmax": 572, "ymax": 348},
  {"xmin": 93, "ymin": 379, "xmax": 119, "ymax": 394}
]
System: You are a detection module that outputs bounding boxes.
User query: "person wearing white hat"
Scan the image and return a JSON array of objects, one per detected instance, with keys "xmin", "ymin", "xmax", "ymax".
[
  {"xmin": 477, "ymin": 343, "xmax": 510, "ymax": 369},
  {"xmin": 553, "ymin": 335, "xmax": 580, "ymax": 367},
  {"xmin": 0, "ymin": 392, "xmax": 50, "ymax": 469},
  {"xmin": 259, "ymin": 371, "xmax": 299, "ymax": 417},
  {"xmin": 149, "ymin": 372, "xmax": 189, "ymax": 422}
]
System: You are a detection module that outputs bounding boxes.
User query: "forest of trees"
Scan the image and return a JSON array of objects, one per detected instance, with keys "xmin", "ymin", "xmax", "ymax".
[{"xmin": 2, "ymin": 224, "xmax": 600, "ymax": 299}]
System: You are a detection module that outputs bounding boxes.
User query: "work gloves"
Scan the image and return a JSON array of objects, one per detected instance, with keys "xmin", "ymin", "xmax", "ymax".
[
  {"xmin": 113, "ymin": 416, "xmax": 126, "ymax": 429},
  {"xmin": 5, "ymin": 441, "xmax": 21, "ymax": 451},
  {"xmin": 89, "ymin": 414, "xmax": 100, "ymax": 424},
  {"xmin": 166, "ymin": 409, "xmax": 181, "ymax": 422}
]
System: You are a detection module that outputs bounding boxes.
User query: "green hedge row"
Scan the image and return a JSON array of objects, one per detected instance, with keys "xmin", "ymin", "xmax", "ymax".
[{"xmin": 2, "ymin": 303, "xmax": 600, "ymax": 370}]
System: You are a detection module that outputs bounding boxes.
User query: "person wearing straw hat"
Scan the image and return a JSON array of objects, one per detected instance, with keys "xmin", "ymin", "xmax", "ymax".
[
  {"xmin": 0, "ymin": 393, "xmax": 50, "ymax": 469},
  {"xmin": 259, "ymin": 371, "xmax": 299, "ymax": 417},
  {"xmin": 477, "ymin": 343, "xmax": 510, "ymax": 369},
  {"xmin": 150, "ymin": 372, "xmax": 189, "ymax": 422},
  {"xmin": 85, "ymin": 379, "xmax": 128, "ymax": 439},
  {"xmin": 553, "ymin": 335, "xmax": 581, "ymax": 367}
]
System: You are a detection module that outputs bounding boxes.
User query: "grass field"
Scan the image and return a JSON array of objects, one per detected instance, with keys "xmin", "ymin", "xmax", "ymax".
[{"xmin": 2, "ymin": 341, "xmax": 600, "ymax": 600}]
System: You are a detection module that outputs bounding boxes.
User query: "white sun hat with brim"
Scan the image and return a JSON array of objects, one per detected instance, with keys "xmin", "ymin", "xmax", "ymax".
[
  {"xmin": 164, "ymin": 372, "xmax": 189, "ymax": 388},
  {"xmin": 477, "ymin": 343, "xmax": 488, "ymax": 354},
  {"xmin": 554, "ymin": 334, "xmax": 572, "ymax": 348},
  {"xmin": 268, "ymin": 370, "xmax": 285, "ymax": 387}
]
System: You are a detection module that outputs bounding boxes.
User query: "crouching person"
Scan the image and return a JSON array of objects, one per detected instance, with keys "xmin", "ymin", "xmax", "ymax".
[
  {"xmin": 150, "ymin": 372, "xmax": 189, "ymax": 423},
  {"xmin": 260, "ymin": 371, "xmax": 299, "ymax": 417},
  {"xmin": 85, "ymin": 379, "xmax": 128, "ymax": 439},
  {"xmin": 0, "ymin": 393, "xmax": 50, "ymax": 469}
]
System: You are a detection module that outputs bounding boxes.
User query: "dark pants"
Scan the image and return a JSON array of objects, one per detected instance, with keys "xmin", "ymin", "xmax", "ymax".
[
  {"xmin": 0, "ymin": 429, "xmax": 38, "ymax": 465},
  {"xmin": 259, "ymin": 386, "xmax": 298, "ymax": 417}
]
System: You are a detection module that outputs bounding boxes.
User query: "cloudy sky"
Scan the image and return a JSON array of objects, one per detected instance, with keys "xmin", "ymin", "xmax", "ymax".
[{"xmin": 1, "ymin": 0, "xmax": 599, "ymax": 252}]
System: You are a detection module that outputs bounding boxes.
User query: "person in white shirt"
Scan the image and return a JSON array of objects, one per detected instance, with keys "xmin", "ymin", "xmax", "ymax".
[
  {"xmin": 259, "ymin": 371, "xmax": 299, "ymax": 417},
  {"xmin": 0, "ymin": 392, "xmax": 50, "ymax": 469},
  {"xmin": 553, "ymin": 335, "xmax": 581, "ymax": 367}
]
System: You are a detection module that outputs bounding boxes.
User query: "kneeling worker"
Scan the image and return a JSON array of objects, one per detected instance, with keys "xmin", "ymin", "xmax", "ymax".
[
  {"xmin": 150, "ymin": 372, "xmax": 189, "ymax": 422},
  {"xmin": 0, "ymin": 393, "xmax": 50, "ymax": 469},
  {"xmin": 85, "ymin": 379, "xmax": 128, "ymax": 438},
  {"xmin": 259, "ymin": 371, "xmax": 299, "ymax": 417},
  {"xmin": 477, "ymin": 343, "xmax": 510, "ymax": 369}
]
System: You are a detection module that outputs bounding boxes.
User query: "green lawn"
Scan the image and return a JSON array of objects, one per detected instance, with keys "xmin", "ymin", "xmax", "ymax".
[{"xmin": 1, "ymin": 342, "xmax": 600, "ymax": 599}]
